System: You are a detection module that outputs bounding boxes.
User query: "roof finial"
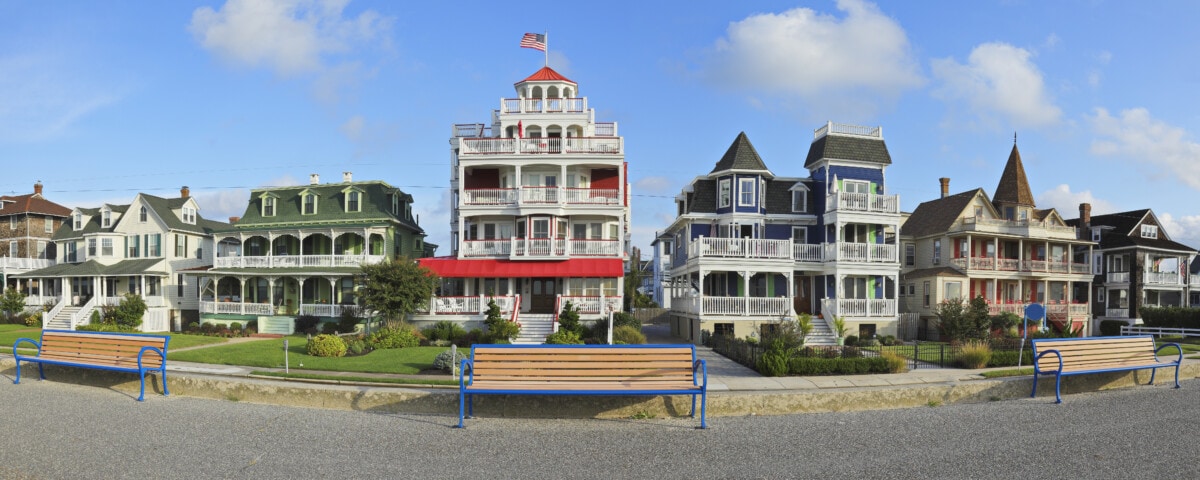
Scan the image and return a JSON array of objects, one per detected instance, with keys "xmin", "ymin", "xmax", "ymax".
[{"xmin": 1014, "ymin": 131, "xmax": 1018, "ymax": 145}]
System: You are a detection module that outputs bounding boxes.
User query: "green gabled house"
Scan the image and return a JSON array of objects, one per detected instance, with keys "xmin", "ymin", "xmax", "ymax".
[{"xmin": 197, "ymin": 173, "xmax": 435, "ymax": 333}]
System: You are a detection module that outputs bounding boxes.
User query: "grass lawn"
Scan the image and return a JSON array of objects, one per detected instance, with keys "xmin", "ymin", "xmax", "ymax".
[
  {"xmin": 981, "ymin": 367, "xmax": 1035, "ymax": 378},
  {"xmin": 0, "ymin": 326, "xmax": 226, "ymax": 352},
  {"xmin": 251, "ymin": 370, "xmax": 458, "ymax": 386},
  {"xmin": 168, "ymin": 335, "xmax": 444, "ymax": 374}
]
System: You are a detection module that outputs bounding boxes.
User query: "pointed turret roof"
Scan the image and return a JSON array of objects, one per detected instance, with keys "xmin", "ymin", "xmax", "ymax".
[
  {"xmin": 710, "ymin": 132, "xmax": 770, "ymax": 174},
  {"xmin": 517, "ymin": 66, "xmax": 575, "ymax": 85},
  {"xmin": 992, "ymin": 143, "xmax": 1035, "ymax": 208}
]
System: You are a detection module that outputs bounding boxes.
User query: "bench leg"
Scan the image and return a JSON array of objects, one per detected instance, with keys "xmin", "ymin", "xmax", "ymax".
[
  {"xmin": 138, "ymin": 371, "xmax": 147, "ymax": 402},
  {"xmin": 1030, "ymin": 373, "xmax": 1038, "ymax": 398},
  {"xmin": 1149, "ymin": 368, "xmax": 1157, "ymax": 386},
  {"xmin": 161, "ymin": 367, "xmax": 170, "ymax": 396},
  {"xmin": 698, "ymin": 391, "xmax": 708, "ymax": 429},
  {"xmin": 1053, "ymin": 373, "xmax": 1063, "ymax": 404},
  {"xmin": 12, "ymin": 359, "xmax": 20, "ymax": 385},
  {"xmin": 1174, "ymin": 365, "xmax": 1181, "ymax": 389},
  {"xmin": 457, "ymin": 392, "xmax": 466, "ymax": 429},
  {"xmin": 689, "ymin": 394, "xmax": 696, "ymax": 418}
]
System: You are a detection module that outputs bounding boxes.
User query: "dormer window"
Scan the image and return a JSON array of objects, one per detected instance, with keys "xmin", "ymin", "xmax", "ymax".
[
  {"xmin": 72, "ymin": 213, "xmax": 82, "ymax": 231},
  {"xmin": 344, "ymin": 190, "xmax": 362, "ymax": 213},
  {"xmin": 102, "ymin": 209, "xmax": 111, "ymax": 228},
  {"xmin": 180, "ymin": 206, "xmax": 196, "ymax": 225},
  {"xmin": 1141, "ymin": 225, "xmax": 1158, "ymax": 239},
  {"xmin": 792, "ymin": 191, "xmax": 807, "ymax": 212},
  {"xmin": 391, "ymin": 194, "xmax": 399, "ymax": 215},
  {"xmin": 263, "ymin": 196, "xmax": 276, "ymax": 217},
  {"xmin": 302, "ymin": 193, "xmax": 318, "ymax": 215},
  {"xmin": 1091, "ymin": 228, "xmax": 1101, "ymax": 242},
  {"xmin": 139, "ymin": 206, "xmax": 148, "ymax": 222}
]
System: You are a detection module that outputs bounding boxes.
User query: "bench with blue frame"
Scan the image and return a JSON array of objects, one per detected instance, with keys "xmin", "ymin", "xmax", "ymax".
[
  {"xmin": 13, "ymin": 329, "xmax": 171, "ymax": 401},
  {"xmin": 458, "ymin": 344, "xmax": 708, "ymax": 428},
  {"xmin": 1031, "ymin": 335, "xmax": 1181, "ymax": 404}
]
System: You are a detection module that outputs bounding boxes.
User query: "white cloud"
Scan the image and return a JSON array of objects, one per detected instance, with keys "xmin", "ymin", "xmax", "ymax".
[
  {"xmin": 1035, "ymin": 184, "xmax": 1117, "ymax": 218},
  {"xmin": 193, "ymin": 188, "xmax": 251, "ymax": 222},
  {"xmin": 699, "ymin": 0, "xmax": 923, "ymax": 115},
  {"xmin": 1157, "ymin": 212, "xmax": 1200, "ymax": 248},
  {"xmin": 633, "ymin": 176, "xmax": 672, "ymax": 194},
  {"xmin": 1088, "ymin": 107, "xmax": 1200, "ymax": 189},
  {"xmin": 340, "ymin": 115, "xmax": 365, "ymax": 141},
  {"xmin": 932, "ymin": 42, "xmax": 1062, "ymax": 129}
]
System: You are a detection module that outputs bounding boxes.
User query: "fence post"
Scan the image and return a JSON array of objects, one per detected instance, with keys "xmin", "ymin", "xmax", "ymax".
[
  {"xmin": 912, "ymin": 342, "xmax": 918, "ymax": 370},
  {"xmin": 939, "ymin": 344, "xmax": 945, "ymax": 368}
]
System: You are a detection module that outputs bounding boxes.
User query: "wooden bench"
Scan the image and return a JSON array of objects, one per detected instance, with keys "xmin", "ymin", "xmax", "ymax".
[
  {"xmin": 12, "ymin": 329, "xmax": 171, "ymax": 401},
  {"xmin": 458, "ymin": 344, "xmax": 708, "ymax": 428},
  {"xmin": 1031, "ymin": 335, "xmax": 1181, "ymax": 403}
]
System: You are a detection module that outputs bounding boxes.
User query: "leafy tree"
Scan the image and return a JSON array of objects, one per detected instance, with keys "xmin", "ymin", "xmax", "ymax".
[
  {"xmin": 97, "ymin": 293, "xmax": 147, "ymax": 329},
  {"xmin": 482, "ymin": 299, "xmax": 519, "ymax": 342},
  {"xmin": 557, "ymin": 301, "xmax": 582, "ymax": 335},
  {"xmin": 1, "ymin": 288, "xmax": 28, "ymax": 323},
  {"xmin": 936, "ymin": 296, "xmax": 991, "ymax": 343},
  {"xmin": 624, "ymin": 248, "xmax": 643, "ymax": 311},
  {"xmin": 358, "ymin": 258, "xmax": 438, "ymax": 325}
]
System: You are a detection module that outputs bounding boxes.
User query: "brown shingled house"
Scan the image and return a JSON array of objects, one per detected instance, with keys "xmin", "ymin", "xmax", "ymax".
[{"xmin": 1, "ymin": 182, "xmax": 71, "ymax": 296}]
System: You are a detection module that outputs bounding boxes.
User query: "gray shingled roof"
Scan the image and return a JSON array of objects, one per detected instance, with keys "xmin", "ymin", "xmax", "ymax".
[
  {"xmin": 687, "ymin": 179, "xmax": 716, "ymax": 213},
  {"xmin": 1066, "ymin": 209, "xmax": 1197, "ymax": 253},
  {"xmin": 710, "ymin": 132, "xmax": 770, "ymax": 174},
  {"xmin": 765, "ymin": 179, "xmax": 807, "ymax": 214},
  {"xmin": 804, "ymin": 134, "xmax": 892, "ymax": 169},
  {"xmin": 900, "ymin": 189, "xmax": 983, "ymax": 238}
]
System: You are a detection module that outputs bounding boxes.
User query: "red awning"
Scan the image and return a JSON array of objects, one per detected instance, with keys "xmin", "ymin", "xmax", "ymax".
[{"xmin": 418, "ymin": 257, "xmax": 623, "ymax": 278}]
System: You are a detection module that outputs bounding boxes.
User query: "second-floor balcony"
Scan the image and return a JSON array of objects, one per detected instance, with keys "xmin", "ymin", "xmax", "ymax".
[
  {"xmin": 1107, "ymin": 271, "xmax": 1130, "ymax": 283},
  {"xmin": 459, "ymin": 137, "xmax": 622, "ymax": 156},
  {"xmin": 461, "ymin": 187, "xmax": 621, "ymax": 207},
  {"xmin": 826, "ymin": 192, "xmax": 899, "ymax": 214},
  {"xmin": 685, "ymin": 237, "xmax": 897, "ymax": 264},
  {"xmin": 0, "ymin": 257, "xmax": 54, "ymax": 270},
  {"xmin": 950, "ymin": 257, "xmax": 1091, "ymax": 275},
  {"xmin": 214, "ymin": 254, "xmax": 387, "ymax": 269},
  {"xmin": 1145, "ymin": 271, "xmax": 1185, "ymax": 286},
  {"xmin": 460, "ymin": 238, "xmax": 622, "ymax": 259},
  {"xmin": 957, "ymin": 216, "xmax": 1077, "ymax": 238}
]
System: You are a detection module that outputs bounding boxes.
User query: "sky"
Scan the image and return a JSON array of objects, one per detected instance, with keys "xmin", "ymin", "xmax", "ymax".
[{"xmin": 3, "ymin": 0, "xmax": 1200, "ymax": 254}]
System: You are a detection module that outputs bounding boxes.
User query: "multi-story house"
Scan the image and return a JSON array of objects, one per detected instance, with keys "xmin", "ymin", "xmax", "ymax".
[
  {"xmin": 648, "ymin": 230, "xmax": 675, "ymax": 308},
  {"xmin": 661, "ymin": 123, "xmax": 902, "ymax": 343},
  {"xmin": 900, "ymin": 143, "xmax": 1094, "ymax": 338},
  {"xmin": 18, "ymin": 187, "xmax": 226, "ymax": 331},
  {"xmin": 197, "ymin": 173, "xmax": 433, "ymax": 333},
  {"xmin": 1067, "ymin": 205, "xmax": 1196, "ymax": 325},
  {"xmin": 0, "ymin": 182, "xmax": 70, "ymax": 300},
  {"xmin": 416, "ymin": 66, "xmax": 629, "ymax": 343}
]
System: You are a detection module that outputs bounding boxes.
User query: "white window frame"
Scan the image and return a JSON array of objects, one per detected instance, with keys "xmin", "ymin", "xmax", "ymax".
[
  {"xmin": 718, "ymin": 179, "xmax": 731, "ymax": 208},
  {"xmin": 791, "ymin": 227, "xmax": 807, "ymax": 244},
  {"xmin": 8, "ymin": 241, "xmax": 16, "ymax": 257},
  {"xmin": 9, "ymin": 216, "xmax": 16, "ymax": 229},
  {"xmin": 182, "ymin": 207, "xmax": 196, "ymax": 225},
  {"xmin": 738, "ymin": 178, "xmax": 756, "ymax": 207},
  {"xmin": 45, "ymin": 218, "xmax": 53, "ymax": 233},
  {"xmin": 263, "ymin": 196, "xmax": 276, "ymax": 217},
  {"xmin": 933, "ymin": 239, "xmax": 941, "ymax": 265},
  {"xmin": 139, "ymin": 206, "xmax": 148, "ymax": 222},
  {"xmin": 1097, "ymin": 287, "xmax": 1106, "ymax": 303},
  {"xmin": 102, "ymin": 210, "xmax": 111, "ymax": 228},
  {"xmin": 904, "ymin": 243, "xmax": 915, "ymax": 266},
  {"xmin": 1141, "ymin": 224, "xmax": 1158, "ymax": 239},
  {"xmin": 944, "ymin": 281, "xmax": 963, "ymax": 301},
  {"xmin": 302, "ymin": 194, "xmax": 317, "ymax": 215},
  {"xmin": 101, "ymin": 238, "xmax": 113, "ymax": 257},
  {"xmin": 346, "ymin": 191, "xmax": 361, "ymax": 213},
  {"xmin": 36, "ymin": 240, "xmax": 47, "ymax": 259},
  {"xmin": 791, "ymin": 191, "xmax": 807, "ymax": 212}
]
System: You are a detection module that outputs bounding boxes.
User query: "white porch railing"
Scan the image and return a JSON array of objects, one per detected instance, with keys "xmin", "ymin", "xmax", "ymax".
[
  {"xmin": 793, "ymin": 243, "xmax": 824, "ymax": 262},
  {"xmin": 667, "ymin": 296, "xmax": 790, "ymax": 316},
  {"xmin": 568, "ymin": 239, "xmax": 621, "ymax": 256},
  {"xmin": 462, "ymin": 188, "xmax": 518, "ymax": 205},
  {"xmin": 459, "ymin": 136, "xmax": 622, "ymax": 155},
  {"xmin": 691, "ymin": 237, "xmax": 791, "ymax": 260},
  {"xmin": 419, "ymin": 295, "xmax": 519, "ymax": 315},
  {"xmin": 561, "ymin": 296, "xmax": 622, "ymax": 315},
  {"xmin": 1106, "ymin": 308, "xmax": 1129, "ymax": 318},
  {"xmin": 1107, "ymin": 272, "xmax": 1130, "ymax": 283},
  {"xmin": 24, "ymin": 295, "xmax": 61, "ymax": 308},
  {"xmin": 101, "ymin": 296, "xmax": 166, "ymax": 308},
  {"xmin": 200, "ymin": 301, "xmax": 274, "ymax": 316},
  {"xmin": 520, "ymin": 186, "xmax": 559, "ymax": 204},
  {"xmin": 564, "ymin": 188, "xmax": 620, "ymax": 205},
  {"xmin": 45, "ymin": 297, "xmax": 66, "ymax": 324},
  {"xmin": 824, "ymin": 243, "xmax": 896, "ymax": 263},
  {"xmin": 70, "ymin": 296, "xmax": 98, "ymax": 330},
  {"xmin": 461, "ymin": 240, "xmax": 512, "ymax": 257},
  {"xmin": 0, "ymin": 258, "xmax": 54, "ymax": 270},
  {"xmin": 821, "ymin": 298, "xmax": 896, "ymax": 318},
  {"xmin": 1145, "ymin": 271, "xmax": 1184, "ymax": 285},
  {"xmin": 826, "ymin": 192, "xmax": 899, "ymax": 214},
  {"xmin": 958, "ymin": 216, "xmax": 1077, "ymax": 236},
  {"xmin": 299, "ymin": 304, "xmax": 359, "ymax": 317},
  {"xmin": 214, "ymin": 254, "xmax": 386, "ymax": 269}
]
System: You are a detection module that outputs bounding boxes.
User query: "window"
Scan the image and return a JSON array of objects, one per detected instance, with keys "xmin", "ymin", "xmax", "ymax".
[
  {"xmin": 146, "ymin": 277, "xmax": 160, "ymax": 296},
  {"xmin": 182, "ymin": 207, "xmax": 196, "ymax": 225},
  {"xmin": 101, "ymin": 238, "xmax": 113, "ymax": 256},
  {"xmin": 1004, "ymin": 207, "xmax": 1014, "ymax": 220},
  {"xmin": 36, "ymin": 241, "xmax": 46, "ymax": 259},
  {"xmin": 944, "ymin": 281, "xmax": 962, "ymax": 301},
  {"xmin": 792, "ymin": 227, "xmax": 808, "ymax": 244},
  {"xmin": 718, "ymin": 179, "xmax": 731, "ymax": 208},
  {"xmin": 974, "ymin": 206, "xmax": 983, "ymax": 218},
  {"xmin": 556, "ymin": 219, "xmax": 568, "ymax": 239},
  {"xmin": 102, "ymin": 210, "xmax": 111, "ymax": 227},
  {"xmin": 45, "ymin": 219, "xmax": 53, "ymax": 233},
  {"xmin": 178, "ymin": 274, "xmax": 185, "ymax": 298},
  {"xmin": 738, "ymin": 178, "xmax": 756, "ymax": 206},
  {"xmin": 139, "ymin": 206, "xmax": 147, "ymax": 222},
  {"xmin": 1093, "ymin": 253, "xmax": 1103, "ymax": 275},
  {"xmin": 713, "ymin": 323, "xmax": 734, "ymax": 337},
  {"xmin": 127, "ymin": 235, "xmax": 140, "ymax": 257},
  {"xmin": 1097, "ymin": 287, "xmax": 1105, "ymax": 304},
  {"xmin": 959, "ymin": 239, "xmax": 968, "ymax": 259},
  {"xmin": 905, "ymin": 244, "xmax": 915, "ymax": 266},
  {"xmin": 1141, "ymin": 225, "xmax": 1158, "ymax": 239},
  {"xmin": 87, "ymin": 239, "xmax": 96, "ymax": 257},
  {"xmin": 532, "ymin": 219, "xmax": 550, "ymax": 238},
  {"xmin": 66, "ymin": 242, "xmax": 77, "ymax": 262},
  {"xmin": 346, "ymin": 191, "xmax": 361, "ymax": 212},
  {"xmin": 8, "ymin": 216, "xmax": 14, "ymax": 229},
  {"xmin": 303, "ymin": 194, "xmax": 317, "ymax": 215},
  {"xmin": 73, "ymin": 213, "xmax": 82, "ymax": 230},
  {"xmin": 148, "ymin": 234, "xmax": 161, "ymax": 257},
  {"xmin": 263, "ymin": 197, "xmax": 276, "ymax": 217},
  {"xmin": 1091, "ymin": 228, "xmax": 1101, "ymax": 242},
  {"xmin": 923, "ymin": 281, "xmax": 931, "ymax": 307},
  {"xmin": 1019, "ymin": 209, "xmax": 1028, "ymax": 222},
  {"xmin": 573, "ymin": 223, "xmax": 587, "ymax": 239},
  {"xmin": 792, "ymin": 191, "xmax": 807, "ymax": 212},
  {"xmin": 1111, "ymin": 255, "xmax": 1126, "ymax": 272},
  {"xmin": 8, "ymin": 241, "xmax": 15, "ymax": 257},
  {"xmin": 933, "ymin": 240, "xmax": 941, "ymax": 265},
  {"xmin": 175, "ymin": 234, "xmax": 187, "ymax": 257}
]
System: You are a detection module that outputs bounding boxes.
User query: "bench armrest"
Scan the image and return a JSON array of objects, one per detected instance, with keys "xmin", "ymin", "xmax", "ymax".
[
  {"xmin": 693, "ymin": 359, "xmax": 708, "ymax": 389},
  {"xmin": 137, "ymin": 346, "xmax": 166, "ymax": 370},
  {"xmin": 13, "ymin": 337, "xmax": 40, "ymax": 358},
  {"xmin": 1155, "ymin": 343, "xmax": 1183, "ymax": 364},
  {"xmin": 459, "ymin": 358, "xmax": 474, "ymax": 389},
  {"xmin": 1034, "ymin": 349, "xmax": 1063, "ymax": 374}
]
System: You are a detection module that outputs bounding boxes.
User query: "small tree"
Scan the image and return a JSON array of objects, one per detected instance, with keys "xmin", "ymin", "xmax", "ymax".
[
  {"xmin": 110, "ymin": 293, "xmax": 148, "ymax": 328},
  {"xmin": 557, "ymin": 301, "xmax": 582, "ymax": 335},
  {"xmin": 483, "ymin": 299, "xmax": 519, "ymax": 342},
  {"xmin": 1, "ymin": 288, "xmax": 28, "ymax": 323},
  {"xmin": 936, "ymin": 296, "xmax": 990, "ymax": 343},
  {"xmin": 359, "ymin": 258, "xmax": 438, "ymax": 326}
]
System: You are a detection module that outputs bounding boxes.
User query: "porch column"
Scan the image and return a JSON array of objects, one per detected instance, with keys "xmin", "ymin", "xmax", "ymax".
[
  {"xmin": 560, "ymin": 164, "xmax": 567, "ymax": 206},
  {"xmin": 514, "ymin": 165, "xmax": 523, "ymax": 205},
  {"xmin": 237, "ymin": 277, "xmax": 245, "ymax": 315},
  {"xmin": 742, "ymin": 271, "xmax": 751, "ymax": 315},
  {"xmin": 698, "ymin": 270, "xmax": 708, "ymax": 315},
  {"xmin": 992, "ymin": 238, "xmax": 999, "ymax": 271},
  {"xmin": 786, "ymin": 272, "xmax": 795, "ymax": 317},
  {"xmin": 1018, "ymin": 239, "xmax": 1024, "ymax": 272},
  {"xmin": 1044, "ymin": 240, "xmax": 1050, "ymax": 272},
  {"xmin": 966, "ymin": 234, "xmax": 972, "ymax": 268},
  {"xmin": 267, "ymin": 277, "xmax": 276, "ymax": 314}
]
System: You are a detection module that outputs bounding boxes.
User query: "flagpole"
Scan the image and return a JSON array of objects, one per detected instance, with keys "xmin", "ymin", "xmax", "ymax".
[{"xmin": 544, "ymin": 30, "xmax": 549, "ymax": 67}]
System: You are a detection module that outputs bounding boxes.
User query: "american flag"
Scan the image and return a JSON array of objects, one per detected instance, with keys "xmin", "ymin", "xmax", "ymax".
[{"xmin": 520, "ymin": 33, "xmax": 546, "ymax": 52}]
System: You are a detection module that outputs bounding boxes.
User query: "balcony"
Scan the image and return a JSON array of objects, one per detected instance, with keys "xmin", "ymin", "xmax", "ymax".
[
  {"xmin": 201, "ymin": 301, "xmax": 358, "ymax": 317},
  {"xmin": 1145, "ymin": 271, "xmax": 1185, "ymax": 286},
  {"xmin": 824, "ymin": 242, "xmax": 896, "ymax": 263},
  {"xmin": 461, "ymin": 238, "xmax": 621, "ymax": 259},
  {"xmin": 1105, "ymin": 308, "xmax": 1129, "ymax": 318},
  {"xmin": 684, "ymin": 238, "xmax": 897, "ymax": 264},
  {"xmin": 1107, "ymin": 271, "xmax": 1130, "ymax": 283},
  {"xmin": 957, "ymin": 216, "xmax": 1077, "ymax": 238},
  {"xmin": 459, "ymin": 137, "xmax": 622, "ymax": 155},
  {"xmin": 0, "ymin": 258, "xmax": 54, "ymax": 270},
  {"xmin": 214, "ymin": 254, "xmax": 387, "ymax": 269},
  {"xmin": 413, "ymin": 295, "xmax": 519, "ymax": 315},
  {"xmin": 949, "ymin": 257, "xmax": 1090, "ymax": 275},
  {"xmin": 499, "ymin": 97, "xmax": 587, "ymax": 114},
  {"xmin": 461, "ymin": 187, "xmax": 621, "ymax": 207},
  {"xmin": 826, "ymin": 192, "xmax": 899, "ymax": 214},
  {"xmin": 670, "ymin": 295, "xmax": 791, "ymax": 317},
  {"xmin": 690, "ymin": 238, "xmax": 791, "ymax": 260},
  {"xmin": 821, "ymin": 298, "xmax": 896, "ymax": 318},
  {"xmin": 560, "ymin": 296, "xmax": 622, "ymax": 315}
]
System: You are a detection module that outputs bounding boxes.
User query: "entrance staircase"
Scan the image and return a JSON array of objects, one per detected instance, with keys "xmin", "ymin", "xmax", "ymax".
[
  {"xmin": 805, "ymin": 316, "xmax": 840, "ymax": 346},
  {"xmin": 44, "ymin": 306, "xmax": 82, "ymax": 330},
  {"xmin": 513, "ymin": 313, "xmax": 555, "ymax": 344}
]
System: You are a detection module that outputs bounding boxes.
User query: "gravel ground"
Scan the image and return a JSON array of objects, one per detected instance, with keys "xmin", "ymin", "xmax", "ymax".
[{"xmin": 2, "ymin": 378, "xmax": 1198, "ymax": 479}]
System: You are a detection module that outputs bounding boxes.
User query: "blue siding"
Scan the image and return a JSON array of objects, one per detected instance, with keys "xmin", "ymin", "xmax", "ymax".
[
  {"xmin": 764, "ymin": 224, "xmax": 793, "ymax": 240},
  {"xmin": 773, "ymin": 276, "xmax": 787, "ymax": 297},
  {"xmin": 690, "ymin": 223, "xmax": 712, "ymax": 240},
  {"xmin": 828, "ymin": 165, "xmax": 885, "ymax": 187}
]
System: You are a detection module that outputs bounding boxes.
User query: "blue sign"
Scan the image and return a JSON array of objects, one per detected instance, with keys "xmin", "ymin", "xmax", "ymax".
[{"xmin": 1024, "ymin": 303, "xmax": 1045, "ymax": 321}]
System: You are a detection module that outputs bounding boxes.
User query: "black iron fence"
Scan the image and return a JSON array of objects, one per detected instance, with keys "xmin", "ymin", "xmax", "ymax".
[{"xmin": 709, "ymin": 335, "xmax": 1036, "ymax": 372}]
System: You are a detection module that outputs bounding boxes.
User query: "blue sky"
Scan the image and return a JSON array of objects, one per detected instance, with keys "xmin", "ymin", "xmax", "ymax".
[{"xmin": 3, "ymin": 0, "xmax": 1199, "ymax": 253}]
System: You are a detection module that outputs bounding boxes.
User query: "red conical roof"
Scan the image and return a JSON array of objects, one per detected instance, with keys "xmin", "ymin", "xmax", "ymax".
[{"xmin": 517, "ymin": 66, "xmax": 575, "ymax": 85}]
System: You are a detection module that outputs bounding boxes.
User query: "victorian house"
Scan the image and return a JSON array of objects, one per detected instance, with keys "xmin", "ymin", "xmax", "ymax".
[
  {"xmin": 18, "ymin": 187, "xmax": 225, "ymax": 331},
  {"xmin": 660, "ymin": 123, "xmax": 902, "ymax": 343},
  {"xmin": 1067, "ymin": 206, "xmax": 1195, "ymax": 325},
  {"xmin": 197, "ymin": 173, "xmax": 432, "ymax": 334},
  {"xmin": 416, "ymin": 66, "xmax": 629, "ymax": 343},
  {"xmin": 0, "ymin": 182, "xmax": 70, "ymax": 300},
  {"xmin": 899, "ymin": 143, "xmax": 1094, "ymax": 338}
]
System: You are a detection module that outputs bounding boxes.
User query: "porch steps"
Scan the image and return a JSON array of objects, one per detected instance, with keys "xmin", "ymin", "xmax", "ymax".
[
  {"xmin": 44, "ymin": 306, "xmax": 80, "ymax": 330},
  {"xmin": 514, "ymin": 314, "xmax": 555, "ymax": 344},
  {"xmin": 805, "ymin": 317, "xmax": 839, "ymax": 346}
]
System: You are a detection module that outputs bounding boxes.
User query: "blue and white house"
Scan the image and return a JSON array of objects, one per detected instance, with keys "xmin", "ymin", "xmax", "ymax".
[{"xmin": 660, "ymin": 123, "xmax": 902, "ymax": 343}]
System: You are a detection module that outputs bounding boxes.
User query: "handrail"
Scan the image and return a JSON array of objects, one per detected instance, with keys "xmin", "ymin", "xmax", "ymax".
[
  {"xmin": 70, "ymin": 296, "xmax": 98, "ymax": 330},
  {"xmin": 552, "ymin": 294, "xmax": 562, "ymax": 333},
  {"xmin": 45, "ymin": 297, "xmax": 67, "ymax": 326}
]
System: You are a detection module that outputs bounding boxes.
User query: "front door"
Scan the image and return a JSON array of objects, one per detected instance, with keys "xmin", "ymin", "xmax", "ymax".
[
  {"xmin": 530, "ymin": 278, "xmax": 557, "ymax": 314},
  {"xmin": 794, "ymin": 276, "xmax": 812, "ymax": 314}
]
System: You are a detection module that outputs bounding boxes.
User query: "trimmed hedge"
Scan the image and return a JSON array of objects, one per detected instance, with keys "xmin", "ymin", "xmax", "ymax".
[
  {"xmin": 1099, "ymin": 320, "xmax": 1127, "ymax": 336},
  {"xmin": 787, "ymin": 357, "xmax": 893, "ymax": 375},
  {"xmin": 1140, "ymin": 307, "xmax": 1200, "ymax": 329},
  {"xmin": 986, "ymin": 349, "xmax": 1035, "ymax": 367}
]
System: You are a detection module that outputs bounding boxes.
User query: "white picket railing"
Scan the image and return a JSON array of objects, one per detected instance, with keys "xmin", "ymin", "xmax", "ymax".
[
  {"xmin": 461, "ymin": 240, "xmax": 512, "ymax": 257},
  {"xmin": 1106, "ymin": 308, "xmax": 1130, "ymax": 318},
  {"xmin": 214, "ymin": 254, "xmax": 386, "ymax": 269},
  {"xmin": 1145, "ymin": 271, "xmax": 1183, "ymax": 285},
  {"xmin": 1107, "ymin": 272, "xmax": 1130, "ymax": 283},
  {"xmin": 692, "ymin": 237, "xmax": 791, "ymax": 260},
  {"xmin": 69, "ymin": 296, "xmax": 98, "ymax": 330},
  {"xmin": 420, "ymin": 295, "xmax": 519, "ymax": 315},
  {"xmin": 826, "ymin": 192, "xmax": 899, "ymax": 214},
  {"xmin": 793, "ymin": 244, "xmax": 824, "ymax": 262},
  {"xmin": 561, "ymin": 296, "xmax": 623, "ymax": 314},
  {"xmin": 462, "ymin": 188, "xmax": 517, "ymax": 205},
  {"xmin": 459, "ymin": 136, "xmax": 621, "ymax": 155},
  {"xmin": 0, "ymin": 258, "xmax": 54, "ymax": 270},
  {"xmin": 822, "ymin": 298, "xmax": 896, "ymax": 318},
  {"xmin": 564, "ymin": 188, "xmax": 620, "ymax": 205}
]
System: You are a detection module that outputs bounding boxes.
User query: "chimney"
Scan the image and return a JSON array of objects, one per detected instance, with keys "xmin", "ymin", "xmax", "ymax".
[
  {"xmin": 310, "ymin": 173, "xmax": 320, "ymax": 185},
  {"xmin": 1079, "ymin": 203, "xmax": 1092, "ymax": 237},
  {"xmin": 180, "ymin": 186, "xmax": 190, "ymax": 198},
  {"xmin": 939, "ymin": 177, "xmax": 950, "ymax": 199},
  {"xmin": 228, "ymin": 216, "xmax": 240, "ymax": 224},
  {"xmin": 33, "ymin": 181, "xmax": 43, "ymax": 195},
  {"xmin": 343, "ymin": 171, "xmax": 353, "ymax": 183}
]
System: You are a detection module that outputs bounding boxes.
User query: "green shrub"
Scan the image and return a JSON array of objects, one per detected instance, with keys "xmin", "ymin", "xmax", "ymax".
[
  {"xmin": 1099, "ymin": 320, "xmax": 1127, "ymax": 336},
  {"xmin": 544, "ymin": 329, "xmax": 584, "ymax": 344},
  {"xmin": 337, "ymin": 305, "xmax": 362, "ymax": 333},
  {"xmin": 321, "ymin": 322, "xmax": 339, "ymax": 334},
  {"xmin": 991, "ymin": 312, "xmax": 1021, "ymax": 332},
  {"xmin": 90, "ymin": 310, "xmax": 101, "ymax": 325},
  {"xmin": 307, "ymin": 334, "xmax": 347, "ymax": 357},
  {"xmin": 955, "ymin": 341, "xmax": 992, "ymax": 369},
  {"xmin": 787, "ymin": 357, "xmax": 892, "ymax": 375},
  {"xmin": 76, "ymin": 323, "xmax": 137, "ymax": 332},
  {"xmin": 881, "ymin": 351, "xmax": 909, "ymax": 373},
  {"xmin": 230, "ymin": 322, "xmax": 243, "ymax": 332},
  {"xmin": 844, "ymin": 335, "xmax": 859, "ymax": 346},
  {"xmin": 612, "ymin": 325, "xmax": 646, "ymax": 344},
  {"xmin": 557, "ymin": 301, "xmax": 582, "ymax": 334},
  {"xmin": 25, "ymin": 312, "xmax": 42, "ymax": 327},
  {"xmin": 423, "ymin": 320, "xmax": 467, "ymax": 342},
  {"xmin": 367, "ymin": 325, "xmax": 422, "ymax": 349},
  {"xmin": 345, "ymin": 337, "xmax": 369, "ymax": 356},
  {"xmin": 433, "ymin": 348, "xmax": 467, "ymax": 373},
  {"xmin": 483, "ymin": 300, "xmax": 520, "ymax": 342},
  {"xmin": 986, "ymin": 349, "xmax": 1034, "ymax": 367},
  {"xmin": 294, "ymin": 315, "xmax": 320, "ymax": 335}
]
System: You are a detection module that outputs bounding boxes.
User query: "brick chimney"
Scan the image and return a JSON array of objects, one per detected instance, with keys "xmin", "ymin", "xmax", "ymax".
[
  {"xmin": 939, "ymin": 177, "xmax": 950, "ymax": 199},
  {"xmin": 310, "ymin": 173, "xmax": 320, "ymax": 185},
  {"xmin": 180, "ymin": 186, "xmax": 190, "ymax": 198},
  {"xmin": 1079, "ymin": 203, "xmax": 1092, "ymax": 238},
  {"xmin": 228, "ymin": 216, "xmax": 240, "ymax": 224},
  {"xmin": 33, "ymin": 181, "xmax": 43, "ymax": 195}
]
